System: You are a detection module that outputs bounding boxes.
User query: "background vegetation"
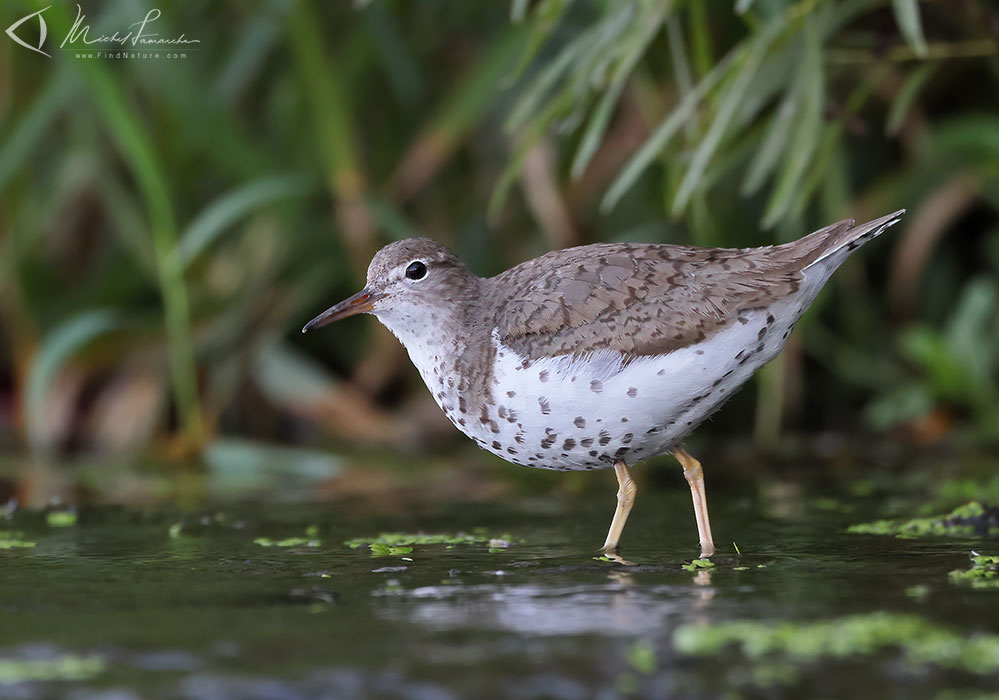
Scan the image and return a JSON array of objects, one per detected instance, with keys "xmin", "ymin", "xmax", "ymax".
[{"xmin": 0, "ymin": 0, "xmax": 996, "ymax": 501}]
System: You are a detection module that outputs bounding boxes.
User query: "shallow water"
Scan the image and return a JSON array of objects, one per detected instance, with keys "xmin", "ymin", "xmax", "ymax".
[{"xmin": 1, "ymin": 473, "xmax": 997, "ymax": 699}]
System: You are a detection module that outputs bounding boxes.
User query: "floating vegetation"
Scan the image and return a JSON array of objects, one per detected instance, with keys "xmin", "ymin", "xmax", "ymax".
[
  {"xmin": 847, "ymin": 501, "xmax": 999, "ymax": 538},
  {"xmin": 681, "ymin": 558, "xmax": 715, "ymax": 572},
  {"xmin": 948, "ymin": 554, "xmax": 999, "ymax": 590},
  {"xmin": 0, "ymin": 532, "xmax": 36, "ymax": 550},
  {"xmin": 345, "ymin": 531, "xmax": 518, "ymax": 557},
  {"xmin": 45, "ymin": 511, "xmax": 77, "ymax": 528},
  {"xmin": 617, "ymin": 640, "xmax": 657, "ymax": 693},
  {"xmin": 0, "ymin": 655, "xmax": 105, "ymax": 683},
  {"xmin": 674, "ymin": 613, "xmax": 999, "ymax": 677}
]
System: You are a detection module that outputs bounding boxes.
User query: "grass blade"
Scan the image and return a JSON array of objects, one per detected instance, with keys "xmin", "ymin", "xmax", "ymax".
[
  {"xmin": 393, "ymin": 26, "xmax": 527, "ymax": 201},
  {"xmin": 44, "ymin": 4, "xmax": 203, "ymax": 444},
  {"xmin": 672, "ymin": 38, "xmax": 767, "ymax": 214},
  {"xmin": 26, "ymin": 310, "xmax": 121, "ymax": 454},
  {"xmin": 0, "ymin": 68, "xmax": 77, "ymax": 193},
  {"xmin": 177, "ymin": 175, "xmax": 313, "ymax": 268},
  {"xmin": 570, "ymin": 3, "xmax": 670, "ymax": 178},
  {"xmin": 600, "ymin": 48, "xmax": 740, "ymax": 213},
  {"xmin": 741, "ymin": 89, "xmax": 798, "ymax": 196},
  {"xmin": 886, "ymin": 63, "xmax": 935, "ymax": 135},
  {"xmin": 891, "ymin": 0, "xmax": 928, "ymax": 58},
  {"xmin": 602, "ymin": 0, "xmax": 812, "ymax": 213},
  {"xmin": 761, "ymin": 20, "xmax": 824, "ymax": 228}
]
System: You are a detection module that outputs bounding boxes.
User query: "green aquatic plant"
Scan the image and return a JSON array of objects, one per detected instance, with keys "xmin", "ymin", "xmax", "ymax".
[
  {"xmin": 674, "ymin": 613, "xmax": 999, "ymax": 677},
  {"xmin": 369, "ymin": 543, "xmax": 414, "ymax": 557},
  {"xmin": 847, "ymin": 501, "xmax": 999, "ymax": 538},
  {"xmin": 345, "ymin": 531, "xmax": 519, "ymax": 557},
  {"xmin": 0, "ymin": 531, "xmax": 36, "ymax": 550},
  {"xmin": 681, "ymin": 558, "xmax": 715, "ymax": 572},
  {"xmin": 948, "ymin": 554, "xmax": 999, "ymax": 590},
  {"xmin": 45, "ymin": 511, "xmax": 77, "ymax": 528},
  {"xmin": 0, "ymin": 655, "xmax": 105, "ymax": 683},
  {"xmin": 616, "ymin": 639, "xmax": 657, "ymax": 694}
]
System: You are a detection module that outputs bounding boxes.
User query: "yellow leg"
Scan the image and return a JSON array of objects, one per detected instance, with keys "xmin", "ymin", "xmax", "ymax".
[
  {"xmin": 672, "ymin": 446, "xmax": 716, "ymax": 558},
  {"xmin": 600, "ymin": 461, "xmax": 636, "ymax": 553}
]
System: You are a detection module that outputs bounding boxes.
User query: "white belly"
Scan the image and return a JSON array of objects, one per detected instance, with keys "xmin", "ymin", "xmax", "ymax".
[{"xmin": 452, "ymin": 305, "xmax": 799, "ymax": 471}]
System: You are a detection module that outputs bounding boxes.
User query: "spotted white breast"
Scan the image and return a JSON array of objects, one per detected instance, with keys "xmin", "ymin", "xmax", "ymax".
[{"xmin": 424, "ymin": 295, "xmax": 806, "ymax": 471}]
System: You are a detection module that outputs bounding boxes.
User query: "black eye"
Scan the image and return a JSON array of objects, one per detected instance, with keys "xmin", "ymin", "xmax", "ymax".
[{"xmin": 405, "ymin": 261, "xmax": 427, "ymax": 280}]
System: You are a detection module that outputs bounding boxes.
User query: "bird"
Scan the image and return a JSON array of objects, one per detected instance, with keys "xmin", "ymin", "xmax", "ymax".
[{"xmin": 303, "ymin": 210, "xmax": 904, "ymax": 558}]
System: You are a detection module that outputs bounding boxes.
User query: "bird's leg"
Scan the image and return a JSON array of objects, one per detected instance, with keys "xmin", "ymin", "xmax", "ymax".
[
  {"xmin": 600, "ymin": 461, "xmax": 637, "ymax": 553},
  {"xmin": 672, "ymin": 446, "xmax": 716, "ymax": 558}
]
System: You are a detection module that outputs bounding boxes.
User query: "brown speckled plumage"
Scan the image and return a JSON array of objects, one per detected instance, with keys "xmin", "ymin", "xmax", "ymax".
[
  {"xmin": 304, "ymin": 210, "xmax": 904, "ymax": 553},
  {"xmin": 306, "ymin": 211, "xmax": 903, "ymax": 473}
]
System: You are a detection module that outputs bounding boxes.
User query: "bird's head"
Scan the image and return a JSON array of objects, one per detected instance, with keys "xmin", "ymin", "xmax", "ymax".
[{"xmin": 302, "ymin": 238, "xmax": 479, "ymax": 339}]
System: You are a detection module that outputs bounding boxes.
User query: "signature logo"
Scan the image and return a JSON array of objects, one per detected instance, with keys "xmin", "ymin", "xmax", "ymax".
[
  {"xmin": 5, "ymin": 4, "xmax": 199, "ymax": 58},
  {"xmin": 5, "ymin": 6, "xmax": 52, "ymax": 57}
]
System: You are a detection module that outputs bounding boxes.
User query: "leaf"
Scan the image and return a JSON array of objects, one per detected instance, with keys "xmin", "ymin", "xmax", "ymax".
[
  {"xmin": 602, "ymin": 0, "xmax": 799, "ymax": 213},
  {"xmin": 177, "ymin": 175, "xmax": 313, "ymax": 268},
  {"xmin": 891, "ymin": 0, "xmax": 928, "ymax": 58},
  {"xmin": 600, "ymin": 49, "xmax": 739, "ymax": 213},
  {"xmin": 490, "ymin": 95, "xmax": 570, "ymax": 221},
  {"xmin": 570, "ymin": 3, "xmax": 671, "ymax": 179},
  {"xmin": 505, "ymin": 32, "xmax": 587, "ymax": 132},
  {"xmin": 361, "ymin": 0, "xmax": 425, "ymax": 109},
  {"xmin": 252, "ymin": 338, "xmax": 341, "ymax": 407},
  {"xmin": 741, "ymin": 89, "xmax": 798, "ymax": 196},
  {"xmin": 672, "ymin": 39, "xmax": 767, "ymax": 214},
  {"xmin": 0, "ymin": 68, "xmax": 78, "ymax": 193},
  {"xmin": 393, "ymin": 26, "xmax": 528, "ymax": 200},
  {"xmin": 510, "ymin": 0, "xmax": 531, "ymax": 23},
  {"xmin": 761, "ymin": 19, "xmax": 824, "ymax": 228},
  {"xmin": 666, "ymin": 17, "xmax": 696, "ymax": 137},
  {"xmin": 289, "ymin": 1, "xmax": 365, "ymax": 199},
  {"xmin": 689, "ymin": 0, "xmax": 714, "ymax": 77},
  {"xmin": 886, "ymin": 63, "xmax": 935, "ymax": 135},
  {"xmin": 205, "ymin": 438, "xmax": 342, "ymax": 494},
  {"xmin": 26, "ymin": 311, "xmax": 121, "ymax": 454},
  {"xmin": 42, "ymin": 4, "xmax": 202, "ymax": 442},
  {"xmin": 509, "ymin": 0, "xmax": 573, "ymax": 78}
]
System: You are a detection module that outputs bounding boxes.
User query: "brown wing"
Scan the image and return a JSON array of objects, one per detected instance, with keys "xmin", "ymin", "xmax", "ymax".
[{"xmin": 488, "ymin": 236, "xmax": 828, "ymax": 360}]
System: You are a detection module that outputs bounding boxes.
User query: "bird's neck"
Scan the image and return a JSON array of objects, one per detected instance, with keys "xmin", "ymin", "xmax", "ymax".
[{"xmin": 373, "ymin": 286, "xmax": 486, "ymax": 388}]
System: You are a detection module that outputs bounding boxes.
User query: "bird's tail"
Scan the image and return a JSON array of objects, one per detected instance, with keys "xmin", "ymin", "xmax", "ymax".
[{"xmin": 798, "ymin": 209, "xmax": 905, "ymax": 272}]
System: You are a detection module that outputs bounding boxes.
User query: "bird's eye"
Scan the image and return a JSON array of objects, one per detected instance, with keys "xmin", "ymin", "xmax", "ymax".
[{"xmin": 405, "ymin": 261, "xmax": 428, "ymax": 281}]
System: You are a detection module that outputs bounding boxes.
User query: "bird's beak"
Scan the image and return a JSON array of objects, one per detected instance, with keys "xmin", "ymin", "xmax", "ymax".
[{"xmin": 302, "ymin": 288, "xmax": 381, "ymax": 333}]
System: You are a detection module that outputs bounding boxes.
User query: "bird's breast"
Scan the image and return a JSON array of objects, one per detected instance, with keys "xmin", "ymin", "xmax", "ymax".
[{"xmin": 404, "ymin": 303, "xmax": 800, "ymax": 471}]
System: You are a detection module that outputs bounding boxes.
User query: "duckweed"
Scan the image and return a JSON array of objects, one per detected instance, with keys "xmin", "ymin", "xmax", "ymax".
[
  {"xmin": 345, "ymin": 531, "xmax": 519, "ymax": 556},
  {"xmin": 345, "ymin": 532, "xmax": 491, "ymax": 548},
  {"xmin": 0, "ymin": 531, "xmax": 36, "ymax": 550},
  {"xmin": 847, "ymin": 501, "xmax": 999, "ymax": 538},
  {"xmin": 0, "ymin": 655, "xmax": 105, "ymax": 683},
  {"xmin": 624, "ymin": 640, "xmax": 656, "ymax": 675},
  {"xmin": 369, "ymin": 544, "xmax": 413, "ymax": 557},
  {"xmin": 948, "ymin": 554, "xmax": 999, "ymax": 589},
  {"xmin": 674, "ymin": 613, "xmax": 999, "ymax": 676},
  {"xmin": 681, "ymin": 558, "xmax": 715, "ymax": 572},
  {"xmin": 45, "ymin": 511, "xmax": 77, "ymax": 528}
]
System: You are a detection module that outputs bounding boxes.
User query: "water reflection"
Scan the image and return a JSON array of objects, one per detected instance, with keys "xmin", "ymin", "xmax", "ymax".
[{"xmin": 373, "ymin": 576, "xmax": 705, "ymax": 636}]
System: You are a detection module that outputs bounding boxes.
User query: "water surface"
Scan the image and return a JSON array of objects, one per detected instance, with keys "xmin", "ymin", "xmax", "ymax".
[{"xmin": 1, "ymin": 471, "xmax": 997, "ymax": 699}]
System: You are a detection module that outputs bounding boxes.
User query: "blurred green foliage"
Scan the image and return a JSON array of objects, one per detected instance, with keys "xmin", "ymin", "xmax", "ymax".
[{"xmin": 0, "ymin": 0, "xmax": 997, "ymax": 470}]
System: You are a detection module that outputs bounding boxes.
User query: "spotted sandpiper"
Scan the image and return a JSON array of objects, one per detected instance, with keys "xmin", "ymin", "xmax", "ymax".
[{"xmin": 304, "ymin": 211, "xmax": 904, "ymax": 557}]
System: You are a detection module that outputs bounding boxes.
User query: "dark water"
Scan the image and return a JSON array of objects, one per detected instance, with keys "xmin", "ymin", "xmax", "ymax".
[{"xmin": 1, "ymin": 476, "xmax": 997, "ymax": 699}]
